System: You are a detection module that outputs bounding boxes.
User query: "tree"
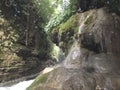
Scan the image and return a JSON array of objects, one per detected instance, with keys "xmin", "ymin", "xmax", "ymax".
[
  {"xmin": 0, "ymin": 0, "xmax": 55, "ymax": 58},
  {"xmin": 0, "ymin": 0, "xmax": 54, "ymax": 45}
]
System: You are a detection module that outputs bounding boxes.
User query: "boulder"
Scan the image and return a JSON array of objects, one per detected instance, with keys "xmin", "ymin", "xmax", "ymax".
[{"xmin": 27, "ymin": 8, "xmax": 120, "ymax": 90}]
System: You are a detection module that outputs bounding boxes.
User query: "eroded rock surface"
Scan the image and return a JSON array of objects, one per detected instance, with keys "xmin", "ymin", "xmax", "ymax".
[{"xmin": 27, "ymin": 8, "xmax": 120, "ymax": 90}]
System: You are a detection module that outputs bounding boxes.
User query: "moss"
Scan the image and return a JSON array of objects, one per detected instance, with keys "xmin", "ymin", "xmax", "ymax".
[
  {"xmin": 84, "ymin": 11, "xmax": 89, "ymax": 18},
  {"xmin": 51, "ymin": 13, "xmax": 80, "ymax": 55},
  {"xmin": 59, "ymin": 13, "xmax": 80, "ymax": 35},
  {"xmin": 27, "ymin": 72, "xmax": 50, "ymax": 90},
  {"xmin": 85, "ymin": 16, "xmax": 93, "ymax": 25}
]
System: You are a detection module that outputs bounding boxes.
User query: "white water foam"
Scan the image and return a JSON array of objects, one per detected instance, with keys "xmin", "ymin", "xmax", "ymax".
[{"xmin": 0, "ymin": 79, "xmax": 34, "ymax": 90}]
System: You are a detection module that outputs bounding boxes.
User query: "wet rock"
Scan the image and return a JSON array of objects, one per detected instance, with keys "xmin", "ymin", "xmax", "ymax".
[
  {"xmin": 51, "ymin": 14, "xmax": 80, "ymax": 55},
  {"xmin": 28, "ymin": 46, "xmax": 120, "ymax": 90},
  {"xmin": 0, "ymin": 52, "xmax": 45, "ymax": 85},
  {"xmin": 28, "ymin": 8, "xmax": 120, "ymax": 90},
  {"xmin": 80, "ymin": 8, "xmax": 120, "ymax": 54},
  {"xmin": 86, "ymin": 53, "xmax": 120, "ymax": 74},
  {"xmin": 80, "ymin": 33, "xmax": 101, "ymax": 53},
  {"xmin": 0, "ymin": 16, "xmax": 51, "ymax": 86},
  {"xmin": 51, "ymin": 30, "xmax": 59, "ymax": 46}
]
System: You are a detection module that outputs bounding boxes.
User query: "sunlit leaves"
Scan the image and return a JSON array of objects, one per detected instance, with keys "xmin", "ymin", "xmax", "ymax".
[
  {"xmin": 45, "ymin": 0, "xmax": 77, "ymax": 33},
  {"xmin": 0, "ymin": 18, "xmax": 19, "ymax": 51}
]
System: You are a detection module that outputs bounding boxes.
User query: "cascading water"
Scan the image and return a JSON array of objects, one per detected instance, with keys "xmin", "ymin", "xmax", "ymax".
[
  {"xmin": 51, "ymin": 44, "xmax": 65, "ymax": 63},
  {"xmin": 63, "ymin": 12, "xmax": 93, "ymax": 69},
  {"xmin": 78, "ymin": 13, "xmax": 85, "ymax": 35},
  {"xmin": 63, "ymin": 41, "xmax": 81, "ymax": 69},
  {"xmin": 78, "ymin": 12, "xmax": 93, "ymax": 35}
]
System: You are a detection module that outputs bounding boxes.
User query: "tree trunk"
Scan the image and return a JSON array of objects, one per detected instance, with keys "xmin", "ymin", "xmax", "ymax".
[{"xmin": 25, "ymin": 15, "xmax": 29, "ymax": 46}]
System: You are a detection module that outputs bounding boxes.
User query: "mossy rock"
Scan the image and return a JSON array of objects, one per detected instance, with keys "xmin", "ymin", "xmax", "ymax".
[
  {"xmin": 59, "ymin": 13, "xmax": 80, "ymax": 35},
  {"xmin": 82, "ymin": 10, "xmax": 96, "ymax": 33},
  {"xmin": 84, "ymin": 15, "xmax": 93, "ymax": 25},
  {"xmin": 27, "ymin": 72, "xmax": 51, "ymax": 90},
  {"xmin": 50, "ymin": 13, "xmax": 80, "ymax": 55}
]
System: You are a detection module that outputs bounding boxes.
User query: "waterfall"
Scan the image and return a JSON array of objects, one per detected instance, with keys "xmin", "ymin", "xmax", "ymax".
[
  {"xmin": 63, "ymin": 41, "xmax": 81, "ymax": 69},
  {"xmin": 63, "ymin": 12, "xmax": 93, "ymax": 69},
  {"xmin": 78, "ymin": 13, "xmax": 85, "ymax": 35},
  {"xmin": 64, "ymin": 12, "xmax": 93, "ymax": 68},
  {"xmin": 51, "ymin": 44, "xmax": 65, "ymax": 62},
  {"xmin": 78, "ymin": 12, "xmax": 93, "ymax": 36}
]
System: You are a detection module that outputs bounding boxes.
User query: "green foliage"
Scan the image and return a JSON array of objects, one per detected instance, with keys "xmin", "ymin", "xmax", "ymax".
[
  {"xmin": 34, "ymin": 0, "xmax": 54, "ymax": 24},
  {"xmin": 45, "ymin": 8, "xmax": 72, "ymax": 33},
  {"xmin": 0, "ymin": 18, "xmax": 19, "ymax": 52},
  {"xmin": 69, "ymin": 0, "xmax": 79, "ymax": 11},
  {"xmin": 0, "ymin": 0, "xmax": 54, "ymax": 60},
  {"xmin": 55, "ymin": 13, "xmax": 80, "ymax": 55},
  {"xmin": 85, "ymin": 16, "xmax": 93, "ymax": 25},
  {"xmin": 45, "ymin": 0, "xmax": 79, "ymax": 34},
  {"xmin": 38, "ymin": 35, "xmax": 51, "ymax": 59},
  {"xmin": 0, "ymin": 0, "xmax": 54, "ymax": 39}
]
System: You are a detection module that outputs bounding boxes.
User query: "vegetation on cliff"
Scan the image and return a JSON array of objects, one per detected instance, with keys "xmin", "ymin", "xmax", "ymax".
[
  {"xmin": 0, "ymin": 0, "xmax": 55, "ymax": 61},
  {"xmin": 0, "ymin": 0, "xmax": 55, "ymax": 83},
  {"xmin": 0, "ymin": 0, "xmax": 120, "ymax": 87}
]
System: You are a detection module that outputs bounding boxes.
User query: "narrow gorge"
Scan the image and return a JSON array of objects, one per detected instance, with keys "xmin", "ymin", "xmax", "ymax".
[{"xmin": 0, "ymin": 0, "xmax": 120, "ymax": 90}]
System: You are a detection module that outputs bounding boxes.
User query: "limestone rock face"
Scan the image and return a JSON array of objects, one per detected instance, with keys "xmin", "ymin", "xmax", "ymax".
[
  {"xmin": 28, "ymin": 50, "xmax": 120, "ymax": 90},
  {"xmin": 80, "ymin": 8, "xmax": 120, "ymax": 54},
  {"xmin": 0, "ymin": 51, "xmax": 45, "ymax": 86},
  {"xmin": 28, "ymin": 8, "xmax": 120, "ymax": 90},
  {"xmin": 0, "ymin": 17, "xmax": 49, "ymax": 85}
]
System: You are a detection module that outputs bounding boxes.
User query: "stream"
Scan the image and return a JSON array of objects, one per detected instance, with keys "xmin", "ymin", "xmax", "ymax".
[
  {"xmin": 0, "ymin": 43, "xmax": 64, "ymax": 90},
  {"xmin": 0, "ymin": 79, "xmax": 34, "ymax": 90}
]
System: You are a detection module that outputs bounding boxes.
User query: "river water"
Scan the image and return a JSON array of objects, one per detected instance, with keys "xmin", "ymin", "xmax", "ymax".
[
  {"xmin": 0, "ymin": 79, "xmax": 34, "ymax": 90},
  {"xmin": 0, "ymin": 66, "xmax": 56, "ymax": 90}
]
